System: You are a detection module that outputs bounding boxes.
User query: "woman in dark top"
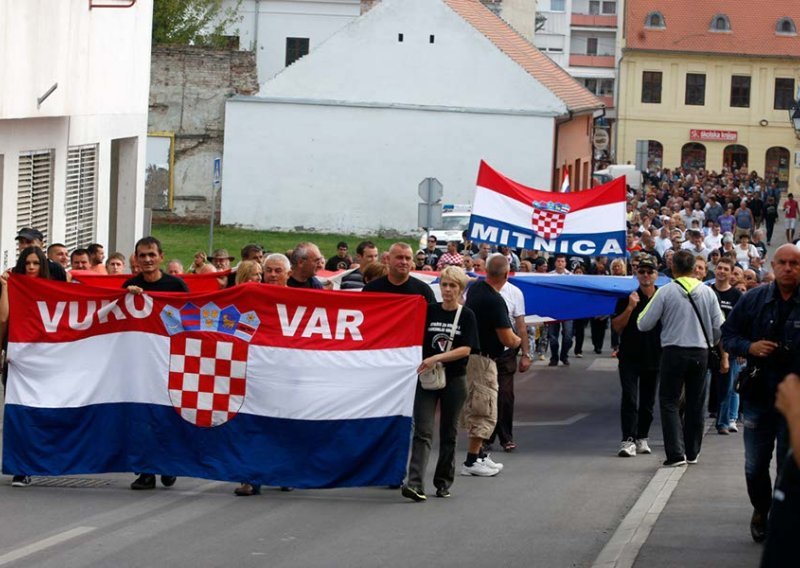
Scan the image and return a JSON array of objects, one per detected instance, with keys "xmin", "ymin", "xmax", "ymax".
[
  {"xmin": 0, "ymin": 246, "xmax": 53, "ymax": 487},
  {"xmin": 401, "ymin": 266, "xmax": 479, "ymax": 501}
]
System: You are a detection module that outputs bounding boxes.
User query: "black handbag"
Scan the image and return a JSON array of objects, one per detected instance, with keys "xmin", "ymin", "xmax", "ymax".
[{"xmin": 678, "ymin": 282, "xmax": 720, "ymax": 370}]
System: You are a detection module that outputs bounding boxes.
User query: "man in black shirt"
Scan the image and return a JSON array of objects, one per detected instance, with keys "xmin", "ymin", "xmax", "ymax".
[
  {"xmin": 711, "ymin": 257, "xmax": 743, "ymax": 435},
  {"xmin": 611, "ymin": 256, "xmax": 661, "ymax": 458},
  {"xmin": 461, "ymin": 254, "xmax": 521, "ymax": 476},
  {"xmin": 325, "ymin": 241, "xmax": 353, "ymax": 271},
  {"xmin": 15, "ymin": 228, "xmax": 67, "ymax": 282},
  {"xmin": 363, "ymin": 243, "xmax": 435, "ymax": 303},
  {"xmin": 124, "ymin": 236, "xmax": 188, "ymax": 491},
  {"xmin": 287, "ymin": 242, "xmax": 325, "ymax": 290}
]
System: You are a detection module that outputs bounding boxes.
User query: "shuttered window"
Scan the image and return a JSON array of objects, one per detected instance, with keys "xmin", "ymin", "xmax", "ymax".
[
  {"xmin": 64, "ymin": 145, "xmax": 98, "ymax": 251},
  {"xmin": 17, "ymin": 150, "xmax": 54, "ymax": 244}
]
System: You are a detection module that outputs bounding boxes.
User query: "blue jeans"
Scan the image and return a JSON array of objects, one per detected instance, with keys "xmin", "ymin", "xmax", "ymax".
[
  {"xmin": 716, "ymin": 359, "xmax": 741, "ymax": 430},
  {"xmin": 548, "ymin": 321, "xmax": 573, "ymax": 362},
  {"xmin": 743, "ymin": 402, "xmax": 788, "ymax": 515}
]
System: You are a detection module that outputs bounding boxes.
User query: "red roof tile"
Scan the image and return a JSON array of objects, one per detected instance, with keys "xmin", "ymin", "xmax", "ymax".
[
  {"xmin": 626, "ymin": 1, "xmax": 800, "ymax": 58},
  {"xmin": 443, "ymin": 0, "xmax": 604, "ymax": 113}
]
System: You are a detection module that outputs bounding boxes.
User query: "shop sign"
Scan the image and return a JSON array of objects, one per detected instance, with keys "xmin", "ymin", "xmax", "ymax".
[{"xmin": 689, "ymin": 129, "xmax": 737, "ymax": 142}]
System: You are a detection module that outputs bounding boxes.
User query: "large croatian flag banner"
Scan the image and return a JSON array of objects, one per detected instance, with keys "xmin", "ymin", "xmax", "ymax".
[
  {"xmin": 469, "ymin": 161, "xmax": 627, "ymax": 257},
  {"xmin": 3, "ymin": 277, "xmax": 425, "ymax": 488}
]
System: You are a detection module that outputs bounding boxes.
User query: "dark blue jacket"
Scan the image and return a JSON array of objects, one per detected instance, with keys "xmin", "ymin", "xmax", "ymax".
[{"xmin": 722, "ymin": 283, "xmax": 800, "ymax": 403}]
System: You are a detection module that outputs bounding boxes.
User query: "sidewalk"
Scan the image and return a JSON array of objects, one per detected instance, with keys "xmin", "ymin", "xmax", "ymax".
[{"xmin": 632, "ymin": 425, "xmax": 765, "ymax": 567}]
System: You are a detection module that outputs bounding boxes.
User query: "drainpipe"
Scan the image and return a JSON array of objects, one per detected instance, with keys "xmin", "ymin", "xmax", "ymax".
[{"xmin": 253, "ymin": 0, "xmax": 260, "ymax": 52}]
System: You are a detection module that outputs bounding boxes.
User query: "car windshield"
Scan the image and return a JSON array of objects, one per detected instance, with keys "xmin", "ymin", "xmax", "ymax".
[{"xmin": 441, "ymin": 215, "xmax": 470, "ymax": 230}]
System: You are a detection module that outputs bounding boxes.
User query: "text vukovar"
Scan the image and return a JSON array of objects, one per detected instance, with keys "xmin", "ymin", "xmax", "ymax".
[{"xmin": 35, "ymin": 295, "xmax": 365, "ymax": 340}]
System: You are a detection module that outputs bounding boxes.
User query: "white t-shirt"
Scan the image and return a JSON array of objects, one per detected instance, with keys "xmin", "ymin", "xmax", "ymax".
[
  {"xmin": 704, "ymin": 233, "xmax": 722, "ymax": 250},
  {"xmin": 735, "ymin": 244, "xmax": 760, "ymax": 269},
  {"xmin": 500, "ymin": 281, "xmax": 526, "ymax": 333}
]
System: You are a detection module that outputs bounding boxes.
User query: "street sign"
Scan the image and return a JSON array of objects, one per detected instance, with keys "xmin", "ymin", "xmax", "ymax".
[
  {"xmin": 213, "ymin": 157, "xmax": 222, "ymax": 189},
  {"xmin": 418, "ymin": 178, "xmax": 443, "ymax": 203},
  {"xmin": 418, "ymin": 203, "xmax": 443, "ymax": 230},
  {"xmin": 592, "ymin": 129, "xmax": 609, "ymax": 151}
]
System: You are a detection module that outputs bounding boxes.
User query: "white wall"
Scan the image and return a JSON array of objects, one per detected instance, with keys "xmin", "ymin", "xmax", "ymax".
[
  {"xmin": 222, "ymin": 100, "xmax": 554, "ymax": 234},
  {"xmin": 0, "ymin": 0, "xmax": 152, "ymax": 119},
  {"xmin": 259, "ymin": 0, "xmax": 566, "ymax": 113},
  {"xmin": 223, "ymin": 0, "xmax": 361, "ymax": 81},
  {"xmin": 0, "ymin": 0, "xmax": 153, "ymax": 263}
]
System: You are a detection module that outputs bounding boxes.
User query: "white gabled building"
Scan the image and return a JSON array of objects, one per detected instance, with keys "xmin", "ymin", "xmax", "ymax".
[
  {"xmin": 0, "ymin": 0, "xmax": 153, "ymax": 268},
  {"xmin": 222, "ymin": 0, "xmax": 601, "ymax": 235}
]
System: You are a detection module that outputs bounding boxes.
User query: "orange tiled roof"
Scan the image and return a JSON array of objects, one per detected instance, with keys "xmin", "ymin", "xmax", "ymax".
[
  {"xmin": 626, "ymin": 1, "xmax": 800, "ymax": 58},
  {"xmin": 442, "ymin": 0, "xmax": 603, "ymax": 113}
]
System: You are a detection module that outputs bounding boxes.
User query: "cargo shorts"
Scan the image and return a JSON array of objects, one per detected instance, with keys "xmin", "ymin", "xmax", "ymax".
[{"xmin": 460, "ymin": 354, "xmax": 498, "ymax": 439}]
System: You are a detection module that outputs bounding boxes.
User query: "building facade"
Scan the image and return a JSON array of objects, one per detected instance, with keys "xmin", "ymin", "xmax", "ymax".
[
  {"xmin": 617, "ymin": 1, "xmax": 800, "ymax": 187},
  {"xmin": 534, "ymin": 0, "xmax": 620, "ymax": 161},
  {"xmin": 0, "ymin": 0, "xmax": 153, "ymax": 268},
  {"xmin": 222, "ymin": 0, "xmax": 361, "ymax": 82},
  {"xmin": 222, "ymin": 0, "xmax": 601, "ymax": 235}
]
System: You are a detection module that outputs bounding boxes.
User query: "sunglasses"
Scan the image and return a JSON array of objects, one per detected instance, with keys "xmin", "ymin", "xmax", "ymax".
[{"xmin": 637, "ymin": 269, "xmax": 655, "ymax": 275}]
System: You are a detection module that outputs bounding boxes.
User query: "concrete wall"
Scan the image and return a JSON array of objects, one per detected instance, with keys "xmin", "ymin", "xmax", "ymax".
[
  {"xmin": 0, "ymin": 0, "xmax": 152, "ymax": 119},
  {"xmin": 223, "ymin": 99, "xmax": 554, "ymax": 233},
  {"xmin": 0, "ymin": 0, "xmax": 153, "ymax": 264},
  {"xmin": 149, "ymin": 46, "xmax": 258, "ymax": 223}
]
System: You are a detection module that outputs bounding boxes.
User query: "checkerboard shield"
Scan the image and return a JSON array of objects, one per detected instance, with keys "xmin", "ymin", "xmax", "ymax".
[
  {"xmin": 531, "ymin": 207, "xmax": 567, "ymax": 239},
  {"xmin": 167, "ymin": 333, "xmax": 248, "ymax": 427}
]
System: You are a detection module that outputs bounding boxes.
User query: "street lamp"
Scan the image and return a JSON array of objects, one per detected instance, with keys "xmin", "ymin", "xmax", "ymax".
[{"xmin": 790, "ymin": 99, "xmax": 800, "ymax": 139}]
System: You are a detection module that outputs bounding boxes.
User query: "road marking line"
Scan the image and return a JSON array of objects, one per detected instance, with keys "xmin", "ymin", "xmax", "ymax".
[
  {"xmin": 0, "ymin": 526, "xmax": 96, "ymax": 566},
  {"xmin": 515, "ymin": 412, "xmax": 589, "ymax": 427},
  {"xmin": 590, "ymin": 466, "xmax": 687, "ymax": 568}
]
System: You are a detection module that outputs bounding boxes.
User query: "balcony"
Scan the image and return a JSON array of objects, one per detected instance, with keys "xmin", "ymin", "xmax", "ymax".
[
  {"xmin": 571, "ymin": 13, "xmax": 617, "ymax": 28},
  {"xmin": 599, "ymin": 95, "xmax": 614, "ymax": 109},
  {"xmin": 569, "ymin": 54, "xmax": 615, "ymax": 68}
]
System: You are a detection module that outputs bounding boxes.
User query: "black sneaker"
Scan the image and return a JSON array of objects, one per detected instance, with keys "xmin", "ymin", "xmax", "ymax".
[
  {"xmin": 11, "ymin": 475, "xmax": 31, "ymax": 487},
  {"xmin": 131, "ymin": 474, "xmax": 156, "ymax": 490},
  {"xmin": 560, "ymin": 359, "xmax": 570, "ymax": 366},
  {"xmin": 662, "ymin": 458, "xmax": 687, "ymax": 467},
  {"xmin": 548, "ymin": 360, "xmax": 558, "ymax": 367},
  {"xmin": 750, "ymin": 510, "xmax": 768, "ymax": 543},
  {"xmin": 401, "ymin": 484, "xmax": 427, "ymax": 502},
  {"xmin": 435, "ymin": 487, "xmax": 451, "ymax": 498},
  {"xmin": 160, "ymin": 475, "xmax": 177, "ymax": 487}
]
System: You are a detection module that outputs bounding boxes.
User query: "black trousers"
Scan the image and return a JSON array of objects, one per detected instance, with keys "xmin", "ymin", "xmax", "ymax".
[
  {"xmin": 590, "ymin": 318, "xmax": 607, "ymax": 352},
  {"xmin": 573, "ymin": 319, "xmax": 588, "ymax": 355},
  {"xmin": 761, "ymin": 454, "xmax": 800, "ymax": 567},
  {"xmin": 619, "ymin": 360, "xmax": 659, "ymax": 441},
  {"xmin": 489, "ymin": 350, "xmax": 518, "ymax": 446},
  {"xmin": 659, "ymin": 346, "xmax": 708, "ymax": 462}
]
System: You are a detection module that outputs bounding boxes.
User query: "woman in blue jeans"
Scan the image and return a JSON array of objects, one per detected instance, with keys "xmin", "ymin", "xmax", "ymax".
[{"xmin": 402, "ymin": 266, "xmax": 479, "ymax": 501}]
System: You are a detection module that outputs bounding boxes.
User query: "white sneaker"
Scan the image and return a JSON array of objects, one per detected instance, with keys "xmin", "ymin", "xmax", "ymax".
[
  {"xmin": 460, "ymin": 460, "xmax": 500, "ymax": 477},
  {"xmin": 618, "ymin": 438, "xmax": 636, "ymax": 457},
  {"xmin": 635, "ymin": 438, "xmax": 652, "ymax": 454},
  {"xmin": 480, "ymin": 455, "xmax": 503, "ymax": 472},
  {"xmin": 728, "ymin": 422, "xmax": 739, "ymax": 433}
]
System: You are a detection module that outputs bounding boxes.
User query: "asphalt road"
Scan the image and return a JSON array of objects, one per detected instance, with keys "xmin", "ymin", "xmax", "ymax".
[{"xmin": 0, "ymin": 352, "xmax": 670, "ymax": 568}]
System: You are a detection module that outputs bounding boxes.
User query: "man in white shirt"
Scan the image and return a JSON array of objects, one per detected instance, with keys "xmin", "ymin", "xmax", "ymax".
[
  {"xmin": 489, "ymin": 280, "xmax": 531, "ymax": 452},
  {"xmin": 655, "ymin": 226, "xmax": 673, "ymax": 256},
  {"xmin": 681, "ymin": 229, "xmax": 710, "ymax": 260},
  {"xmin": 704, "ymin": 223, "xmax": 723, "ymax": 250},
  {"xmin": 548, "ymin": 255, "xmax": 573, "ymax": 366}
]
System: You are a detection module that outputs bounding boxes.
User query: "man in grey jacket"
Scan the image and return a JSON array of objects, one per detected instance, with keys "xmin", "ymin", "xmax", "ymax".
[{"xmin": 638, "ymin": 250, "xmax": 724, "ymax": 467}]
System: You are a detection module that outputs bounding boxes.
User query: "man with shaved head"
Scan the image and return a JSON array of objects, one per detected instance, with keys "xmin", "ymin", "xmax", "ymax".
[
  {"xmin": 362, "ymin": 242, "xmax": 435, "ymax": 303},
  {"xmin": 722, "ymin": 244, "xmax": 800, "ymax": 543}
]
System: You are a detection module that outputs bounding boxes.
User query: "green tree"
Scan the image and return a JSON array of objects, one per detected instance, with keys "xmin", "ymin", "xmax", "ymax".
[{"xmin": 152, "ymin": 0, "xmax": 242, "ymax": 47}]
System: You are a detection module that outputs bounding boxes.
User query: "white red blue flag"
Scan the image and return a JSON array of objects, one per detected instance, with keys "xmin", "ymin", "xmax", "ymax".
[
  {"xmin": 2, "ymin": 277, "xmax": 425, "ymax": 488},
  {"xmin": 468, "ymin": 161, "xmax": 627, "ymax": 257},
  {"xmin": 560, "ymin": 168, "xmax": 570, "ymax": 193}
]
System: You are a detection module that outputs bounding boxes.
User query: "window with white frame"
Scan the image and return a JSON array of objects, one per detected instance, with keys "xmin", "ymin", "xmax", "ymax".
[
  {"xmin": 64, "ymin": 145, "xmax": 98, "ymax": 251},
  {"xmin": 17, "ymin": 149, "xmax": 54, "ymax": 244}
]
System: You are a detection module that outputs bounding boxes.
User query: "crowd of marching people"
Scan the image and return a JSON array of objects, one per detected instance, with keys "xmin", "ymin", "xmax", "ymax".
[{"xmin": 1, "ymin": 164, "xmax": 800, "ymax": 565}]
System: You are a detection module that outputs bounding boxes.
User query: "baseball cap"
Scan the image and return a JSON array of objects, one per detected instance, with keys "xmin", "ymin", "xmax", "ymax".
[
  {"xmin": 638, "ymin": 257, "xmax": 657, "ymax": 271},
  {"xmin": 15, "ymin": 227, "xmax": 44, "ymax": 242}
]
